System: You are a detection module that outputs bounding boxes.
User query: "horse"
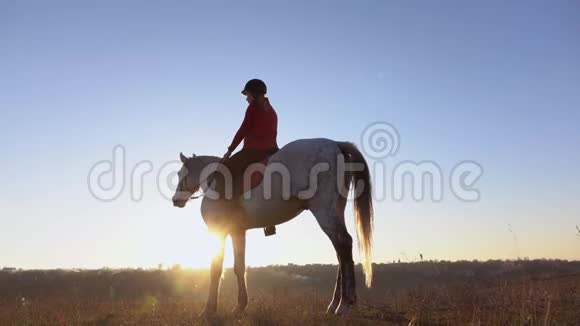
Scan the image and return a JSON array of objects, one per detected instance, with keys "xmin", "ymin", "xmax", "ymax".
[{"xmin": 172, "ymin": 138, "xmax": 373, "ymax": 315}]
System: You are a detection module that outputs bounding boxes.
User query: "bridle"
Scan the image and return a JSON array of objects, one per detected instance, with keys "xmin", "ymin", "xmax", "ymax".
[
  {"xmin": 183, "ymin": 173, "xmax": 213, "ymax": 200},
  {"xmin": 189, "ymin": 178, "xmax": 208, "ymax": 200},
  {"xmin": 185, "ymin": 158, "xmax": 224, "ymax": 200},
  {"xmin": 175, "ymin": 165, "xmax": 206, "ymax": 201}
]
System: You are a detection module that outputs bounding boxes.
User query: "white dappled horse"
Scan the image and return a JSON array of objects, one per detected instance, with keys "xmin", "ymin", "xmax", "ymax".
[{"xmin": 172, "ymin": 138, "xmax": 373, "ymax": 315}]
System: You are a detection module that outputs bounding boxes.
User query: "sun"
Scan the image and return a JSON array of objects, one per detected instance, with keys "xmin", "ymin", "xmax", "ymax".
[{"xmin": 188, "ymin": 231, "xmax": 234, "ymax": 268}]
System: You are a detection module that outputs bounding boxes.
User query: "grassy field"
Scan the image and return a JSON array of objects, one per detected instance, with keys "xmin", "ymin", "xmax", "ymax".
[{"xmin": 1, "ymin": 260, "xmax": 579, "ymax": 325}]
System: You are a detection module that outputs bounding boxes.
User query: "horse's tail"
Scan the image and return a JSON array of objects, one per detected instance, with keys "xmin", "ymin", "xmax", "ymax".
[{"xmin": 336, "ymin": 141, "xmax": 374, "ymax": 288}]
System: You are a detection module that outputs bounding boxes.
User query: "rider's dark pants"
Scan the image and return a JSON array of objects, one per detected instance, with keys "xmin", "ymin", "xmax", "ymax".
[{"xmin": 217, "ymin": 147, "xmax": 278, "ymax": 199}]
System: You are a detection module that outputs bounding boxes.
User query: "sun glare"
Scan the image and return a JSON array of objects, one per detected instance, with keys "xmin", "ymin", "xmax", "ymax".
[{"xmin": 205, "ymin": 231, "xmax": 234, "ymax": 268}]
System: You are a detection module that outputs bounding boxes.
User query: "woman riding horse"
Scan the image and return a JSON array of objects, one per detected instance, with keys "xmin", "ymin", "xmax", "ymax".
[
  {"xmin": 218, "ymin": 79, "xmax": 279, "ymax": 233},
  {"xmin": 172, "ymin": 80, "xmax": 374, "ymax": 316}
]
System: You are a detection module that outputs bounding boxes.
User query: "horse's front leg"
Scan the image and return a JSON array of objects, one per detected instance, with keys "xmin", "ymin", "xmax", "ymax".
[
  {"xmin": 231, "ymin": 229, "xmax": 248, "ymax": 315},
  {"xmin": 201, "ymin": 233, "xmax": 226, "ymax": 317}
]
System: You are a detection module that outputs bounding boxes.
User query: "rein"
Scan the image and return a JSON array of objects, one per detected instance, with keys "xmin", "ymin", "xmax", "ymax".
[{"xmin": 190, "ymin": 192, "xmax": 205, "ymax": 200}]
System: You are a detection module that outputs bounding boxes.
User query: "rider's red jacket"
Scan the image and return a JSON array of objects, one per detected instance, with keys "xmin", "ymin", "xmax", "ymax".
[{"xmin": 228, "ymin": 98, "xmax": 278, "ymax": 152}]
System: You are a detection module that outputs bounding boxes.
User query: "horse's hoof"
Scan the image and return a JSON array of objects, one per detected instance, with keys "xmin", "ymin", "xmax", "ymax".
[
  {"xmin": 198, "ymin": 306, "xmax": 217, "ymax": 319},
  {"xmin": 232, "ymin": 305, "xmax": 246, "ymax": 316},
  {"xmin": 335, "ymin": 303, "xmax": 354, "ymax": 315},
  {"xmin": 326, "ymin": 302, "xmax": 339, "ymax": 314}
]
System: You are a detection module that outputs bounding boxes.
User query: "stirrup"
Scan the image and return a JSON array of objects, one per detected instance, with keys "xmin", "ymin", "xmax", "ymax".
[{"xmin": 264, "ymin": 226, "xmax": 276, "ymax": 237}]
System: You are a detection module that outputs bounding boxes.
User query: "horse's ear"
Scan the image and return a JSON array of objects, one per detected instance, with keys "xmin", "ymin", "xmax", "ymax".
[
  {"xmin": 180, "ymin": 152, "xmax": 188, "ymax": 164},
  {"xmin": 191, "ymin": 153, "xmax": 197, "ymax": 158}
]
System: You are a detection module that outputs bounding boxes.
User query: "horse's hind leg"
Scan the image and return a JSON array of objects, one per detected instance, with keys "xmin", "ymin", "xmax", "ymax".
[
  {"xmin": 327, "ymin": 264, "xmax": 342, "ymax": 313},
  {"xmin": 311, "ymin": 204, "xmax": 356, "ymax": 314}
]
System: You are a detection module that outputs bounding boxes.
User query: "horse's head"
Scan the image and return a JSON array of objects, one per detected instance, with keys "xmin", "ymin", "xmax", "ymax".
[{"xmin": 172, "ymin": 152, "xmax": 203, "ymax": 208}]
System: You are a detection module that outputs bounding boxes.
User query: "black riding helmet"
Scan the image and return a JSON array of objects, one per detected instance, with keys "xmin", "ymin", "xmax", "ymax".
[{"xmin": 242, "ymin": 79, "xmax": 267, "ymax": 96}]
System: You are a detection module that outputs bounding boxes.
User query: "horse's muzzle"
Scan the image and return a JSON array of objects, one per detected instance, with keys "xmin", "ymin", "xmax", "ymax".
[{"xmin": 172, "ymin": 199, "xmax": 186, "ymax": 208}]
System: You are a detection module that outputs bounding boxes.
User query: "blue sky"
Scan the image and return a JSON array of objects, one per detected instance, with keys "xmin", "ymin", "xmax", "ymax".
[{"xmin": 1, "ymin": 1, "xmax": 579, "ymax": 269}]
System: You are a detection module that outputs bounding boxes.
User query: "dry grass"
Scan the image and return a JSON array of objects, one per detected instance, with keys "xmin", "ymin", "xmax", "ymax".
[{"xmin": 1, "ymin": 260, "xmax": 579, "ymax": 325}]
